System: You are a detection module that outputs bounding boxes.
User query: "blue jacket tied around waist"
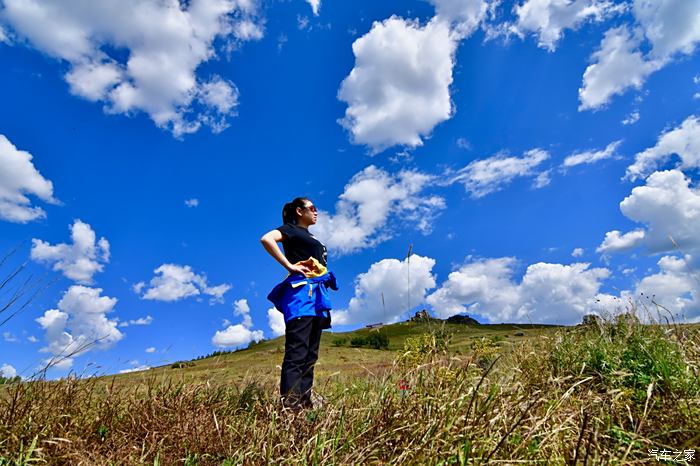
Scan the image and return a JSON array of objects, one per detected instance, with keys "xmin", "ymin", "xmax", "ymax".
[{"xmin": 267, "ymin": 271, "xmax": 338, "ymax": 329}]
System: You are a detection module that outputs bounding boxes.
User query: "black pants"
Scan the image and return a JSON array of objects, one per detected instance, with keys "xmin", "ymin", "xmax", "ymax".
[{"xmin": 280, "ymin": 316, "xmax": 323, "ymax": 408}]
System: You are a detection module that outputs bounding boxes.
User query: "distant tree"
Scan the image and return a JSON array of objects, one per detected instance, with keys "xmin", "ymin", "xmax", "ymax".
[
  {"xmin": 247, "ymin": 339, "xmax": 265, "ymax": 350},
  {"xmin": 0, "ymin": 374, "xmax": 21, "ymax": 384},
  {"xmin": 350, "ymin": 336, "xmax": 366, "ymax": 347}
]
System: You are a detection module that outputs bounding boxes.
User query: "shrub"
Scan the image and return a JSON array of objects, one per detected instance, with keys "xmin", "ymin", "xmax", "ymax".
[
  {"xmin": 349, "ymin": 336, "xmax": 366, "ymax": 347},
  {"xmin": 397, "ymin": 328, "xmax": 451, "ymax": 368},
  {"xmin": 549, "ymin": 315, "xmax": 699, "ymax": 401},
  {"xmin": 170, "ymin": 361, "xmax": 195, "ymax": 369},
  {"xmin": 365, "ymin": 332, "xmax": 389, "ymax": 350},
  {"xmin": 471, "ymin": 337, "xmax": 500, "ymax": 369},
  {"xmin": 332, "ymin": 337, "xmax": 347, "ymax": 347},
  {"xmin": 346, "ymin": 333, "xmax": 389, "ymax": 349}
]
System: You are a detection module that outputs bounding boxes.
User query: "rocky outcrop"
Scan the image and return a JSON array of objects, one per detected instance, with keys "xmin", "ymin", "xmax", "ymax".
[
  {"xmin": 446, "ymin": 314, "xmax": 480, "ymax": 325},
  {"xmin": 581, "ymin": 314, "xmax": 602, "ymax": 326},
  {"xmin": 409, "ymin": 309, "xmax": 436, "ymax": 322}
]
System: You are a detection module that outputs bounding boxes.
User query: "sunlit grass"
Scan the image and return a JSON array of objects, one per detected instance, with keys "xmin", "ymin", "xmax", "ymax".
[{"xmin": 1, "ymin": 318, "xmax": 697, "ymax": 464}]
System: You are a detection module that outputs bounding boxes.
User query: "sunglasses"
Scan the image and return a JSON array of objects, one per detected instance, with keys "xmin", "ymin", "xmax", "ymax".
[{"xmin": 303, "ymin": 204, "xmax": 318, "ymax": 213}]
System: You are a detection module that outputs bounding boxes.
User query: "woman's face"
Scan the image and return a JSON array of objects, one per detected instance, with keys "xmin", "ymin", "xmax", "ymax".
[{"xmin": 297, "ymin": 200, "xmax": 318, "ymax": 225}]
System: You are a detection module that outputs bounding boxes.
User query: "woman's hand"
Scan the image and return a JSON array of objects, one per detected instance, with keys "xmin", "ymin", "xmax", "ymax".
[{"xmin": 287, "ymin": 263, "xmax": 310, "ymax": 276}]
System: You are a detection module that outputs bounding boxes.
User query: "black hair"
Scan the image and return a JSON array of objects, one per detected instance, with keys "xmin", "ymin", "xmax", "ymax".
[{"xmin": 282, "ymin": 197, "xmax": 311, "ymax": 224}]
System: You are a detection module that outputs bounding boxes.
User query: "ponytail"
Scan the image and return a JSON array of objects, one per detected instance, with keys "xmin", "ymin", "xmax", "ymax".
[{"xmin": 282, "ymin": 197, "xmax": 310, "ymax": 224}]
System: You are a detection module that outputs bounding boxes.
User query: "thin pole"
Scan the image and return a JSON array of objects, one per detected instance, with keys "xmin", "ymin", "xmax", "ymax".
[
  {"xmin": 381, "ymin": 292, "xmax": 386, "ymax": 324},
  {"xmin": 406, "ymin": 244, "xmax": 413, "ymax": 316}
]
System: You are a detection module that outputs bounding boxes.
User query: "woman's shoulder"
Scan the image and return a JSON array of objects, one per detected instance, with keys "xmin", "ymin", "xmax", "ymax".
[{"xmin": 276, "ymin": 223, "xmax": 298, "ymax": 236}]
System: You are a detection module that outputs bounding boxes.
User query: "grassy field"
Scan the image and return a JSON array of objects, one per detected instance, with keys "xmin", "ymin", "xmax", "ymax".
[
  {"xmin": 1, "ymin": 318, "xmax": 698, "ymax": 465},
  {"xmin": 111, "ymin": 321, "xmax": 556, "ymax": 387}
]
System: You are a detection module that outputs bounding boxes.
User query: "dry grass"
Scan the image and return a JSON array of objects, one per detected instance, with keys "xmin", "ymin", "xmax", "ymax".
[{"xmin": 1, "ymin": 318, "xmax": 698, "ymax": 465}]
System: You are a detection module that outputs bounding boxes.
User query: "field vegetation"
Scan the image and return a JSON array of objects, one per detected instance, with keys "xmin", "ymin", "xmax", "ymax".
[{"xmin": 0, "ymin": 314, "xmax": 698, "ymax": 465}]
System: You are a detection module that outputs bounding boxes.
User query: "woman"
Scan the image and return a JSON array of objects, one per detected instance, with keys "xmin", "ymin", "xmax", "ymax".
[{"xmin": 260, "ymin": 197, "xmax": 334, "ymax": 409}]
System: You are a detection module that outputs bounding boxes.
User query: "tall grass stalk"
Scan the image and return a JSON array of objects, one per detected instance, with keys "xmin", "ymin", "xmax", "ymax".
[{"xmin": 1, "ymin": 315, "xmax": 698, "ymax": 464}]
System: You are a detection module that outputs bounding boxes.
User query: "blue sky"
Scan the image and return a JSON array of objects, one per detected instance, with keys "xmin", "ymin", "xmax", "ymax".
[{"xmin": 1, "ymin": 0, "xmax": 699, "ymax": 379}]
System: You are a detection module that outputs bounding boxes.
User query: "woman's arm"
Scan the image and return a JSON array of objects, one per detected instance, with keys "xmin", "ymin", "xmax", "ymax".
[{"xmin": 260, "ymin": 229, "xmax": 309, "ymax": 274}]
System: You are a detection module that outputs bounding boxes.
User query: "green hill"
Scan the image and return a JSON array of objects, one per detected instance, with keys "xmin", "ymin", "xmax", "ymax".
[{"xmin": 111, "ymin": 320, "xmax": 560, "ymax": 387}]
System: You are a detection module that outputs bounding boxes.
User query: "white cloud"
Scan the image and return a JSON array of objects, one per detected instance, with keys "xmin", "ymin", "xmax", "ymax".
[
  {"xmin": 119, "ymin": 365, "xmax": 150, "ymax": 374},
  {"xmin": 511, "ymin": 0, "xmax": 622, "ymax": 51},
  {"xmin": 338, "ymin": 17, "xmax": 456, "ymax": 153},
  {"xmin": 0, "ymin": 134, "xmax": 57, "ymax": 223},
  {"xmin": 572, "ymin": 247, "xmax": 585, "ymax": 257},
  {"xmin": 426, "ymin": 257, "xmax": 519, "ymax": 319},
  {"xmin": 43, "ymin": 358, "xmax": 73, "ymax": 371},
  {"xmin": 533, "ymin": 170, "xmax": 552, "ymax": 189},
  {"xmin": 633, "ymin": 0, "xmax": 700, "ymax": 59},
  {"xmin": 448, "ymin": 149, "xmax": 550, "ymax": 198},
  {"xmin": 579, "ymin": 26, "xmax": 661, "ymax": 111},
  {"xmin": 267, "ymin": 307, "xmax": 285, "ymax": 337},
  {"xmin": 140, "ymin": 264, "xmax": 230, "ymax": 303},
  {"xmin": 579, "ymin": 1, "xmax": 700, "ymax": 111},
  {"xmin": 622, "ymin": 111, "xmax": 640, "ymax": 125},
  {"xmin": 0, "ymin": 25, "xmax": 8, "ymax": 43},
  {"xmin": 204, "ymin": 283, "xmax": 232, "ymax": 304},
  {"xmin": 456, "ymin": 137, "xmax": 472, "ymax": 150},
  {"xmin": 0, "ymin": 0, "xmax": 262, "ymax": 136},
  {"xmin": 65, "ymin": 61, "xmax": 123, "ymax": 101},
  {"xmin": 35, "ymin": 310, "xmax": 71, "ymax": 363},
  {"xmin": 562, "ymin": 140, "xmax": 622, "ymax": 168},
  {"xmin": 31, "ymin": 220, "xmax": 110, "ymax": 284},
  {"xmin": 233, "ymin": 20, "xmax": 263, "ymax": 41},
  {"xmin": 333, "ymin": 254, "xmax": 437, "ymax": 326},
  {"xmin": 426, "ymin": 257, "xmax": 610, "ymax": 324},
  {"xmin": 312, "ymin": 166, "xmax": 445, "ymax": 255},
  {"xmin": 297, "ymin": 16, "xmax": 310, "ymax": 31},
  {"xmin": 599, "ymin": 170, "xmax": 700, "ymax": 255},
  {"xmin": 0, "ymin": 364, "xmax": 17, "ymax": 378},
  {"xmin": 118, "ymin": 315, "xmax": 153, "ymax": 328},
  {"xmin": 184, "ymin": 198, "xmax": 200, "ymax": 208},
  {"xmin": 596, "ymin": 167, "xmax": 700, "ymax": 321},
  {"xmin": 145, "ymin": 346, "xmax": 156, "ymax": 353},
  {"xmin": 27, "ymin": 335, "xmax": 38, "ymax": 343},
  {"xmin": 233, "ymin": 298, "xmax": 252, "ymax": 328},
  {"xmin": 626, "ymin": 115, "xmax": 700, "ymax": 181},
  {"xmin": 36, "ymin": 285, "xmax": 123, "ymax": 370},
  {"xmin": 306, "ymin": 0, "xmax": 321, "ymax": 16},
  {"xmin": 336, "ymin": 0, "xmax": 491, "ymax": 152},
  {"xmin": 3, "ymin": 332, "xmax": 18, "ymax": 342},
  {"xmin": 597, "ymin": 229, "xmax": 646, "ymax": 253},
  {"xmin": 518, "ymin": 262, "xmax": 611, "ymax": 323},
  {"xmin": 634, "ymin": 254, "xmax": 700, "ymax": 321},
  {"xmin": 132, "ymin": 281, "xmax": 146, "ymax": 294},
  {"xmin": 212, "ymin": 324, "xmax": 263, "ymax": 348},
  {"xmin": 430, "ymin": 0, "xmax": 488, "ymax": 38}
]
